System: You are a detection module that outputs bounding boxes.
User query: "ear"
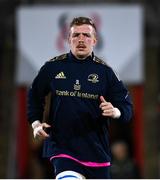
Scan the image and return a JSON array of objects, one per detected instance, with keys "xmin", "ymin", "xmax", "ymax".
[
  {"xmin": 93, "ymin": 37, "xmax": 97, "ymax": 46},
  {"xmin": 68, "ymin": 34, "xmax": 71, "ymax": 45}
]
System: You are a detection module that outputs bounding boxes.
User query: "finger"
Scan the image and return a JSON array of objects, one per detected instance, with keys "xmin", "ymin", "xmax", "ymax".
[
  {"xmin": 99, "ymin": 102, "xmax": 110, "ymax": 109},
  {"xmin": 102, "ymin": 112, "xmax": 113, "ymax": 117},
  {"xmin": 101, "ymin": 103, "xmax": 113, "ymax": 110},
  {"xmin": 100, "ymin": 96, "xmax": 107, "ymax": 103},
  {"xmin": 101, "ymin": 107, "xmax": 108, "ymax": 111},
  {"xmin": 102, "ymin": 109, "xmax": 114, "ymax": 117},
  {"xmin": 103, "ymin": 109, "xmax": 113, "ymax": 113},
  {"xmin": 42, "ymin": 123, "xmax": 51, "ymax": 128},
  {"xmin": 99, "ymin": 102, "xmax": 107, "ymax": 108},
  {"xmin": 39, "ymin": 129, "xmax": 49, "ymax": 138}
]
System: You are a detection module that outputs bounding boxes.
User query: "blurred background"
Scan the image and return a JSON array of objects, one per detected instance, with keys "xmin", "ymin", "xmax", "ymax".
[{"xmin": 0, "ymin": 0, "xmax": 160, "ymax": 178}]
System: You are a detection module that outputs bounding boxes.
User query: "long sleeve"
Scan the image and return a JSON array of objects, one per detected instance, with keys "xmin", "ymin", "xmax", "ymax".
[
  {"xmin": 107, "ymin": 68, "xmax": 133, "ymax": 122},
  {"xmin": 27, "ymin": 62, "xmax": 52, "ymax": 124}
]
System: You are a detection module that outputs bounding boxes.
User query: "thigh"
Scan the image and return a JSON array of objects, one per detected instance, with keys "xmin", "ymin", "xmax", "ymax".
[
  {"xmin": 50, "ymin": 158, "xmax": 86, "ymax": 178},
  {"xmin": 50, "ymin": 158, "xmax": 111, "ymax": 179},
  {"xmin": 85, "ymin": 166, "xmax": 111, "ymax": 179}
]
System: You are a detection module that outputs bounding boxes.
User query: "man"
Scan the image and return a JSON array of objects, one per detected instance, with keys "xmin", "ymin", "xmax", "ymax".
[
  {"xmin": 111, "ymin": 141, "xmax": 141, "ymax": 178},
  {"xmin": 27, "ymin": 16, "xmax": 133, "ymax": 179}
]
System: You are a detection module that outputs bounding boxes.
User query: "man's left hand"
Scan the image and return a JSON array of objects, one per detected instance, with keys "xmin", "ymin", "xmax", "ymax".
[{"xmin": 99, "ymin": 96, "xmax": 121, "ymax": 119}]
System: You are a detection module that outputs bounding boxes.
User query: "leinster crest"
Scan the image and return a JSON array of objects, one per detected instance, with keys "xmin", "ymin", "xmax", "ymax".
[{"xmin": 74, "ymin": 80, "xmax": 81, "ymax": 91}]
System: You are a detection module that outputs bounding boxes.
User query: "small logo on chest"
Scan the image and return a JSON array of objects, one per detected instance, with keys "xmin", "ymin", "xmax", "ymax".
[
  {"xmin": 55, "ymin": 71, "xmax": 66, "ymax": 79},
  {"xmin": 88, "ymin": 74, "xmax": 99, "ymax": 83},
  {"xmin": 74, "ymin": 80, "xmax": 81, "ymax": 91}
]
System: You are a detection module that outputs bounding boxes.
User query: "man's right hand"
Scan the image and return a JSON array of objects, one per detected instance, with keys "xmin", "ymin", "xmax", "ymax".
[{"xmin": 31, "ymin": 120, "xmax": 51, "ymax": 139}]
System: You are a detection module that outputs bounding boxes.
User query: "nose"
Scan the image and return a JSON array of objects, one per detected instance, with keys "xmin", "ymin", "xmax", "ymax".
[{"xmin": 78, "ymin": 33, "xmax": 85, "ymax": 41}]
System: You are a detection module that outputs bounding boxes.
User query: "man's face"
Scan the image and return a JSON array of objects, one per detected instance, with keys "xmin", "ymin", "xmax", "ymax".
[{"xmin": 68, "ymin": 24, "xmax": 97, "ymax": 59}]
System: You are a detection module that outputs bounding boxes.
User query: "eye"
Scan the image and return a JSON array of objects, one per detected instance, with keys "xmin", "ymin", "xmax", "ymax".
[
  {"xmin": 83, "ymin": 33, "xmax": 91, "ymax": 37},
  {"xmin": 72, "ymin": 33, "xmax": 80, "ymax": 37}
]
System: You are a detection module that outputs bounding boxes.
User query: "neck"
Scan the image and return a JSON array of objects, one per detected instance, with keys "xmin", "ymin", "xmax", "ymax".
[
  {"xmin": 73, "ymin": 53, "xmax": 92, "ymax": 60},
  {"xmin": 75, "ymin": 56, "xmax": 88, "ymax": 60}
]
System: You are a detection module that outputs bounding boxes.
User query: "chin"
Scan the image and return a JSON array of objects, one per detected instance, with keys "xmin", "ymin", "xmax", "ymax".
[
  {"xmin": 76, "ymin": 54, "xmax": 88, "ymax": 59},
  {"xmin": 76, "ymin": 52, "xmax": 89, "ymax": 59}
]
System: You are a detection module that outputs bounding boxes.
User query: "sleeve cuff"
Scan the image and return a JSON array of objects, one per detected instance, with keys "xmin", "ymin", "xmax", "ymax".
[
  {"xmin": 31, "ymin": 120, "xmax": 41, "ymax": 129},
  {"xmin": 112, "ymin": 107, "xmax": 121, "ymax": 119}
]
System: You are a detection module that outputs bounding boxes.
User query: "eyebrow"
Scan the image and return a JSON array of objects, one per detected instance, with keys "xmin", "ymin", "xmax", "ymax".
[{"xmin": 72, "ymin": 32, "xmax": 91, "ymax": 37}]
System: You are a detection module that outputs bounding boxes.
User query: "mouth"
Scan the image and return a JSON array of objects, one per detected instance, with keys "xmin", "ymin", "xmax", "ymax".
[{"xmin": 77, "ymin": 45, "xmax": 86, "ymax": 50}]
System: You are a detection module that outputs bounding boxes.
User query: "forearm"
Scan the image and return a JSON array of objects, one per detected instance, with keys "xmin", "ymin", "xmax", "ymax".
[
  {"xmin": 27, "ymin": 88, "xmax": 45, "ymax": 124},
  {"xmin": 117, "ymin": 104, "xmax": 133, "ymax": 122}
]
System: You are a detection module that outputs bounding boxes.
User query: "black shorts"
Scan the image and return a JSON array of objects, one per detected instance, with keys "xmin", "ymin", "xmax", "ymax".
[{"xmin": 50, "ymin": 158, "xmax": 111, "ymax": 179}]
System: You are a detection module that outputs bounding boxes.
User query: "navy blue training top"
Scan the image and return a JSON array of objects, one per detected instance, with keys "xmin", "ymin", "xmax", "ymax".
[{"xmin": 27, "ymin": 51, "xmax": 133, "ymax": 165}]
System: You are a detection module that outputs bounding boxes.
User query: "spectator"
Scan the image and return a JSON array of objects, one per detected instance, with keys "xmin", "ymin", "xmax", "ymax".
[{"xmin": 111, "ymin": 141, "xmax": 141, "ymax": 179}]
